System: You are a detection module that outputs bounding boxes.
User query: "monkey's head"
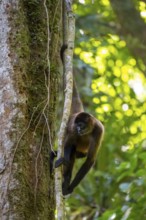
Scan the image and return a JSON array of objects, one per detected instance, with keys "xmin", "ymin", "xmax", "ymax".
[{"xmin": 74, "ymin": 112, "xmax": 94, "ymax": 136}]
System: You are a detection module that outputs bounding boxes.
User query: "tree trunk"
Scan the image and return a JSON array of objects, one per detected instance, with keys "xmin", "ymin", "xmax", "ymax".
[{"xmin": 0, "ymin": 0, "xmax": 61, "ymax": 219}]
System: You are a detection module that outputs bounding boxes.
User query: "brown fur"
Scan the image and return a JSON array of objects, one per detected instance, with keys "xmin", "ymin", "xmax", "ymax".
[{"xmin": 55, "ymin": 45, "xmax": 104, "ymax": 195}]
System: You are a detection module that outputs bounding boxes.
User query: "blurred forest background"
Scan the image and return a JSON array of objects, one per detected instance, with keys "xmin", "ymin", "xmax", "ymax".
[{"xmin": 65, "ymin": 0, "xmax": 146, "ymax": 219}]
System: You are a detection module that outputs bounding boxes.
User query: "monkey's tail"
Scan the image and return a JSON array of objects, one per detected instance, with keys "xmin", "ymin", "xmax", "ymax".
[
  {"xmin": 60, "ymin": 44, "xmax": 84, "ymax": 113},
  {"xmin": 72, "ymin": 79, "xmax": 84, "ymax": 113}
]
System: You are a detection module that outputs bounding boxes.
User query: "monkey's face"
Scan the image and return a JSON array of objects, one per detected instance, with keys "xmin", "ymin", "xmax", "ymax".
[
  {"xmin": 74, "ymin": 113, "xmax": 93, "ymax": 136},
  {"xmin": 76, "ymin": 121, "xmax": 86, "ymax": 135}
]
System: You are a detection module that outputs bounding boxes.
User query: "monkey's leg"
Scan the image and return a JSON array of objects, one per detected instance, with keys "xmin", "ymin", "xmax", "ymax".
[
  {"xmin": 62, "ymin": 146, "xmax": 76, "ymax": 195},
  {"xmin": 62, "ymin": 155, "xmax": 75, "ymax": 195}
]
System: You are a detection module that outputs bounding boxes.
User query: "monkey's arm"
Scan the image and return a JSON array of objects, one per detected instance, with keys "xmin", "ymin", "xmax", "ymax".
[
  {"xmin": 64, "ymin": 139, "xmax": 97, "ymax": 195},
  {"xmin": 69, "ymin": 156, "xmax": 94, "ymax": 192}
]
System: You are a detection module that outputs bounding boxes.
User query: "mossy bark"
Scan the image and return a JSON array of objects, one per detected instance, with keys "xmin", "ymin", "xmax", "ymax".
[{"xmin": 1, "ymin": 0, "xmax": 62, "ymax": 219}]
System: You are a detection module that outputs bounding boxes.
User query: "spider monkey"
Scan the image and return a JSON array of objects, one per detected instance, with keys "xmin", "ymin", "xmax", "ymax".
[{"xmin": 54, "ymin": 45, "xmax": 104, "ymax": 196}]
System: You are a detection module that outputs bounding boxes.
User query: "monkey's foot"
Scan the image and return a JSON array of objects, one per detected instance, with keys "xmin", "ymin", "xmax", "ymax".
[{"xmin": 63, "ymin": 194, "xmax": 71, "ymax": 199}]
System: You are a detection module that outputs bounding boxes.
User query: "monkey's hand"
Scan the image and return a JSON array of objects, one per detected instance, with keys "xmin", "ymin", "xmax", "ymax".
[
  {"xmin": 55, "ymin": 157, "xmax": 69, "ymax": 168},
  {"xmin": 50, "ymin": 151, "xmax": 57, "ymax": 174}
]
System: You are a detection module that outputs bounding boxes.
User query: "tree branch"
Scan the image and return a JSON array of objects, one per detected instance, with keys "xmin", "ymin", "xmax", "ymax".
[{"xmin": 55, "ymin": 0, "xmax": 75, "ymax": 219}]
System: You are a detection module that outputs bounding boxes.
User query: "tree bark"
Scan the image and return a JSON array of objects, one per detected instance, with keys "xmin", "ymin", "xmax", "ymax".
[{"xmin": 0, "ymin": 0, "xmax": 61, "ymax": 219}]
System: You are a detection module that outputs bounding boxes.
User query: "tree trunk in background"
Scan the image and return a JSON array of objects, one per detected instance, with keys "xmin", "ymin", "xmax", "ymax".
[
  {"xmin": 110, "ymin": 0, "xmax": 146, "ymax": 72},
  {"xmin": 0, "ymin": 0, "xmax": 61, "ymax": 219}
]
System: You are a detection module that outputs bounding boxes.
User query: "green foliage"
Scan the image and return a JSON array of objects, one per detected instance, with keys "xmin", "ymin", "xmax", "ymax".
[{"xmin": 66, "ymin": 0, "xmax": 146, "ymax": 219}]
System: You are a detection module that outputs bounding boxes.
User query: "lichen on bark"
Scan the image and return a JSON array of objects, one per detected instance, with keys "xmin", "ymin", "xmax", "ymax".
[{"xmin": 0, "ymin": 0, "xmax": 62, "ymax": 219}]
